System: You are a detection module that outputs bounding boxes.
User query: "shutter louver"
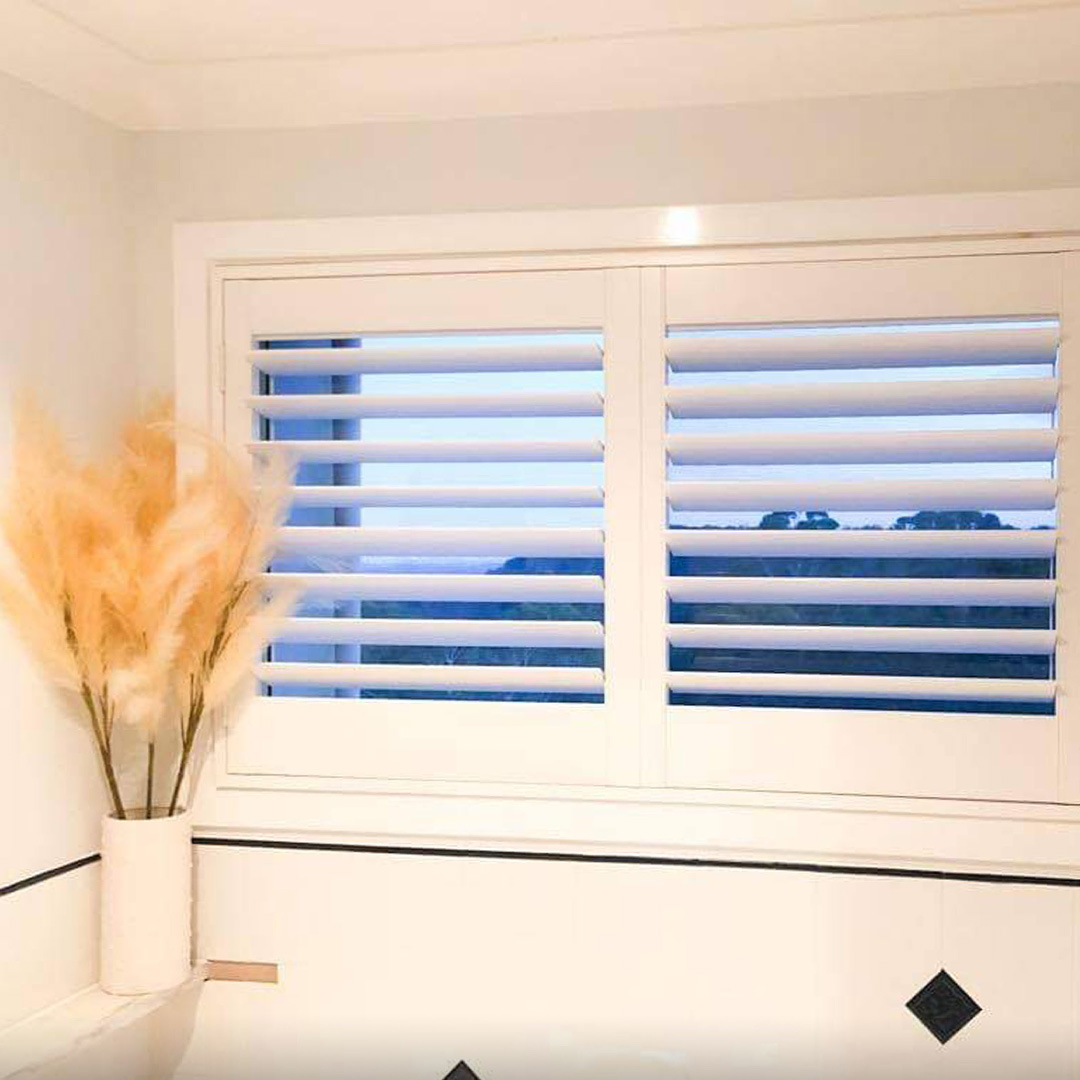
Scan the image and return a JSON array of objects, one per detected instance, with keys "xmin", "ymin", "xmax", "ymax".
[
  {"xmin": 253, "ymin": 331, "xmax": 606, "ymax": 702},
  {"xmin": 664, "ymin": 318, "xmax": 1059, "ymax": 715}
]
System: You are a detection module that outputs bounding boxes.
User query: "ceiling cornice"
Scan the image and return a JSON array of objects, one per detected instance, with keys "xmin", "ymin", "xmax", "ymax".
[
  {"xmin": 0, "ymin": 0, "xmax": 146, "ymax": 127},
  {"xmin": 2, "ymin": 0, "xmax": 1079, "ymax": 132}
]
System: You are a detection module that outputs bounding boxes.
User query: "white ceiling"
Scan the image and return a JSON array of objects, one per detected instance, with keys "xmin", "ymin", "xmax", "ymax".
[
  {"xmin": 29, "ymin": 0, "xmax": 1073, "ymax": 62},
  {"xmin": 1, "ymin": 0, "xmax": 1078, "ymax": 129}
]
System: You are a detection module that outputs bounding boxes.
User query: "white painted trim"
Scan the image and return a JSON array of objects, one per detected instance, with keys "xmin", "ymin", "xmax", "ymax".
[
  {"xmin": 638, "ymin": 268, "xmax": 670, "ymax": 788},
  {"xmin": 1055, "ymin": 253, "xmax": 1080, "ymax": 801},
  {"xmin": 598, "ymin": 268, "xmax": 645, "ymax": 785},
  {"xmin": 175, "ymin": 191, "xmax": 1080, "ymax": 871},
  {"xmin": 191, "ymin": 783, "xmax": 1080, "ymax": 880},
  {"xmin": 175, "ymin": 189, "xmax": 1080, "ymax": 266},
  {"xmin": 226, "ymin": 698, "xmax": 611, "ymax": 787},
  {"xmin": 0, "ymin": 0, "xmax": 146, "ymax": 129},
  {"xmin": 6, "ymin": 3, "xmax": 1080, "ymax": 131}
]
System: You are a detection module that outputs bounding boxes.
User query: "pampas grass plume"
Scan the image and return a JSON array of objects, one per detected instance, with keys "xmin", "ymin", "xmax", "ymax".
[{"xmin": 0, "ymin": 397, "xmax": 295, "ymax": 818}]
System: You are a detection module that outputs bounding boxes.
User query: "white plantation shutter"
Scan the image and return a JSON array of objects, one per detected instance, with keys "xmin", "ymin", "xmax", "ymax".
[
  {"xmin": 658, "ymin": 256, "xmax": 1067, "ymax": 800},
  {"xmin": 221, "ymin": 269, "xmax": 637, "ymax": 786},
  {"xmin": 216, "ymin": 252, "xmax": 1075, "ymax": 803}
]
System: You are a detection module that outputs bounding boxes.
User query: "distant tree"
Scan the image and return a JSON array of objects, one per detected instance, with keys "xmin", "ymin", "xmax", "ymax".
[
  {"xmin": 796, "ymin": 510, "xmax": 840, "ymax": 530},
  {"xmin": 758, "ymin": 510, "xmax": 797, "ymax": 530},
  {"xmin": 892, "ymin": 509, "xmax": 1004, "ymax": 531}
]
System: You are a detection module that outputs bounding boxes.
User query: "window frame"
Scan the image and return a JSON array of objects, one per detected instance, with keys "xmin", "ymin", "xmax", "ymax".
[
  {"xmin": 175, "ymin": 190, "xmax": 1080, "ymax": 874},
  {"xmin": 221, "ymin": 267, "xmax": 641, "ymax": 788}
]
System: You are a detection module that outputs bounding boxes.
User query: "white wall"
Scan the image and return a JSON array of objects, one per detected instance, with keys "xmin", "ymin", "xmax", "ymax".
[
  {"xmin": 5, "ymin": 73, "xmax": 1080, "ymax": 1068},
  {"xmin": 0, "ymin": 71, "xmax": 137, "ymax": 1029},
  {"xmin": 169, "ymin": 845, "xmax": 1080, "ymax": 1079},
  {"xmin": 135, "ymin": 82, "xmax": 1080, "ymax": 398}
]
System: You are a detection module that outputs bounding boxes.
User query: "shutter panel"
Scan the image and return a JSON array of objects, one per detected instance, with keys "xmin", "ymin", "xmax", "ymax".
[
  {"xmin": 252, "ymin": 329, "xmax": 606, "ymax": 703},
  {"xmin": 656, "ymin": 308, "xmax": 1062, "ymax": 807},
  {"xmin": 663, "ymin": 314, "xmax": 1059, "ymax": 749}
]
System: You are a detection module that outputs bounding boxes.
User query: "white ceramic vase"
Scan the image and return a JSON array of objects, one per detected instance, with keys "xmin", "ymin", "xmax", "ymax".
[{"xmin": 100, "ymin": 808, "xmax": 192, "ymax": 995}]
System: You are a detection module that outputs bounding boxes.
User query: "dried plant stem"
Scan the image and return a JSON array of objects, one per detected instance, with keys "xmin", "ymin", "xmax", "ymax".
[
  {"xmin": 144, "ymin": 741, "xmax": 155, "ymax": 820},
  {"xmin": 168, "ymin": 664, "xmax": 210, "ymax": 816},
  {"xmin": 167, "ymin": 699, "xmax": 202, "ymax": 817},
  {"xmin": 80, "ymin": 683, "xmax": 126, "ymax": 820},
  {"xmin": 65, "ymin": 599, "xmax": 125, "ymax": 819},
  {"xmin": 167, "ymin": 586, "xmax": 244, "ymax": 816}
]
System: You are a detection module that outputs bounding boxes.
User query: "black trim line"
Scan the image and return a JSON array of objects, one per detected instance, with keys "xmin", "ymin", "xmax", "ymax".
[
  {"xmin": 0, "ymin": 853, "xmax": 101, "ymax": 899},
  {"xmin": 194, "ymin": 836, "xmax": 1080, "ymax": 888}
]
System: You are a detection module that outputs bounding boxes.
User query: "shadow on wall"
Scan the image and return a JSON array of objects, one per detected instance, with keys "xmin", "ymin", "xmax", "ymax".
[{"xmin": 149, "ymin": 978, "xmax": 204, "ymax": 1080}]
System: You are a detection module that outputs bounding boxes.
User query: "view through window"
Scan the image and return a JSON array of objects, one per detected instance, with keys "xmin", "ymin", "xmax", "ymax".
[
  {"xmin": 254, "ymin": 332, "xmax": 607, "ymax": 702},
  {"xmin": 664, "ymin": 318, "xmax": 1059, "ymax": 715}
]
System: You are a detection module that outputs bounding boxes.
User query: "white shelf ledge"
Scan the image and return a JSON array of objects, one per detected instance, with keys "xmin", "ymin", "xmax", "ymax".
[{"xmin": 0, "ymin": 964, "xmax": 206, "ymax": 1079}]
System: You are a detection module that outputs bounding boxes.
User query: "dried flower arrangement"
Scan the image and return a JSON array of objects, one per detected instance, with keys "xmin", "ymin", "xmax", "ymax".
[{"xmin": 0, "ymin": 400, "xmax": 294, "ymax": 819}]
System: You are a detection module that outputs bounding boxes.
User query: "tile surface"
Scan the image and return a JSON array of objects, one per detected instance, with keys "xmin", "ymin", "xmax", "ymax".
[
  {"xmin": 907, "ymin": 970, "xmax": 981, "ymax": 1045},
  {"xmin": 169, "ymin": 848, "xmax": 1080, "ymax": 1080}
]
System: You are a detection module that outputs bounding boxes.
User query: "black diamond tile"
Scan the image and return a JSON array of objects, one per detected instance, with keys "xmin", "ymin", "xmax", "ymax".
[
  {"xmin": 907, "ymin": 969, "xmax": 981, "ymax": 1044},
  {"xmin": 443, "ymin": 1063, "xmax": 481, "ymax": 1080}
]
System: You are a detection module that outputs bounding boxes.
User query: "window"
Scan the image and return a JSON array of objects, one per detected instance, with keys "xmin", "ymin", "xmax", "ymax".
[
  {"xmin": 253, "ymin": 331, "xmax": 606, "ymax": 705},
  {"xmin": 665, "ymin": 317, "xmax": 1058, "ymax": 717},
  {"xmin": 214, "ymin": 249, "xmax": 1076, "ymax": 804}
]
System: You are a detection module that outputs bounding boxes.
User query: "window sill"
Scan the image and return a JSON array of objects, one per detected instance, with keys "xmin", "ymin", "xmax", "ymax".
[
  {"xmin": 0, "ymin": 965, "xmax": 206, "ymax": 1079},
  {"xmin": 191, "ymin": 778, "xmax": 1080, "ymax": 882}
]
